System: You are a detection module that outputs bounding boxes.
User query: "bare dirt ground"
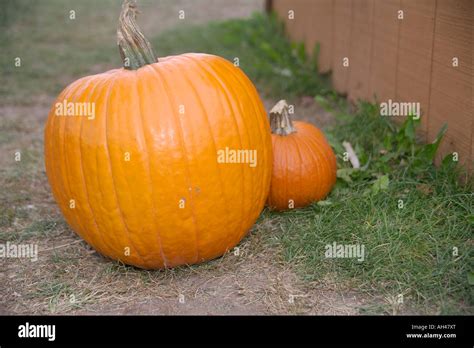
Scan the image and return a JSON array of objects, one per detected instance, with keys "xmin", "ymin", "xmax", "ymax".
[{"xmin": 0, "ymin": 0, "xmax": 372, "ymax": 315}]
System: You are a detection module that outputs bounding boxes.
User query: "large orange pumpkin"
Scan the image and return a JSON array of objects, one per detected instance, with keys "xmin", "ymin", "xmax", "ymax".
[
  {"xmin": 267, "ymin": 100, "xmax": 336, "ymax": 211},
  {"xmin": 44, "ymin": 0, "xmax": 272, "ymax": 269}
]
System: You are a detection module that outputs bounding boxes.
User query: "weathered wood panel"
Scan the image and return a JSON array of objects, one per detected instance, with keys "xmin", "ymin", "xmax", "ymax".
[
  {"xmin": 303, "ymin": 0, "xmax": 334, "ymax": 73},
  {"xmin": 332, "ymin": 0, "xmax": 353, "ymax": 92},
  {"xmin": 346, "ymin": 0, "xmax": 374, "ymax": 101},
  {"xmin": 428, "ymin": 0, "xmax": 473, "ymax": 166},
  {"xmin": 369, "ymin": 0, "xmax": 400, "ymax": 104},
  {"xmin": 271, "ymin": 0, "xmax": 474, "ymax": 169},
  {"xmin": 396, "ymin": 0, "xmax": 436, "ymax": 139}
]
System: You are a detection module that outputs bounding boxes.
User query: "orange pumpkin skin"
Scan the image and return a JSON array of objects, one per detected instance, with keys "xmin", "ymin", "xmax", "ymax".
[
  {"xmin": 44, "ymin": 53, "xmax": 272, "ymax": 269},
  {"xmin": 267, "ymin": 121, "xmax": 336, "ymax": 211}
]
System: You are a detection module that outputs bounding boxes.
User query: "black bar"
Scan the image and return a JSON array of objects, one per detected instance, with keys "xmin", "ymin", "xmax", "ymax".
[{"xmin": 1, "ymin": 315, "xmax": 472, "ymax": 346}]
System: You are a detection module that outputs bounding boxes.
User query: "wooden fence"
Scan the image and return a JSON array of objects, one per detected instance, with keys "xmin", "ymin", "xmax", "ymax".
[{"xmin": 269, "ymin": 0, "xmax": 473, "ymax": 169}]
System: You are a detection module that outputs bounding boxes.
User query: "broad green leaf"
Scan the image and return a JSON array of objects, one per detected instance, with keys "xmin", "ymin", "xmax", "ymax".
[
  {"xmin": 404, "ymin": 117, "xmax": 416, "ymax": 141},
  {"xmin": 371, "ymin": 175, "xmax": 389, "ymax": 194},
  {"xmin": 468, "ymin": 272, "xmax": 474, "ymax": 286},
  {"xmin": 312, "ymin": 42, "xmax": 320, "ymax": 71},
  {"xmin": 315, "ymin": 95, "xmax": 332, "ymax": 112},
  {"xmin": 337, "ymin": 168, "xmax": 356, "ymax": 183},
  {"xmin": 317, "ymin": 200, "xmax": 332, "ymax": 206},
  {"xmin": 415, "ymin": 124, "xmax": 448, "ymax": 166},
  {"xmin": 324, "ymin": 132, "xmax": 344, "ymax": 154},
  {"xmin": 467, "ymin": 215, "xmax": 474, "ymax": 226}
]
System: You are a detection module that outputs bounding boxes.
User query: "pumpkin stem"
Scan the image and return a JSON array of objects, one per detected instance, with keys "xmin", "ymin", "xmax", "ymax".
[
  {"xmin": 117, "ymin": 0, "xmax": 157, "ymax": 70},
  {"xmin": 269, "ymin": 100, "xmax": 296, "ymax": 136}
]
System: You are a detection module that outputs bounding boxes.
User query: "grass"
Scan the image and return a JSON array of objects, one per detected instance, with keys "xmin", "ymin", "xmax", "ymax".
[
  {"xmin": 22, "ymin": 219, "xmax": 66, "ymax": 240},
  {"xmin": 0, "ymin": 216, "xmax": 67, "ymax": 242},
  {"xmin": 1, "ymin": 1, "xmax": 472, "ymax": 314},
  {"xmin": 0, "ymin": 0, "xmax": 124, "ymax": 104},
  {"xmin": 269, "ymin": 100, "xmax": 474, "ymax": 314},
  {"xmin": 152, "ymin": 13, "xmax": 329, "ymax": 97},
  {"xmin": 0, "ymin": 0, "xmax": 326, "ymax": 104}
]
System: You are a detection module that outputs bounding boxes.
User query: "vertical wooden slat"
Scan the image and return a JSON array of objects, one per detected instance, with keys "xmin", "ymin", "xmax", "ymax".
[
  {"xmin": 272, "ymin": 0, "xmax": 307, "ymax": 43},
  {"xmin": 273, "ymin": 0, "xmax": 335, "ymax": 73},
  {"xmin": 428, "ymin": 0, "xmax": 473, "ymax": 167},
  {"xmin": 368, "ymin": 0, "xmax": 400, "ymax": 104},
  {"xmin": 332, "ymin": 0, "xmax": 353, "ymax": 93},
  {"xmin": 265, "ymin": 0, "xmax": 273, "ymax": 12},
  {"xmin": 347, "ymin": 0, "xmax": 375, "ymax": 102},
  {"xmin": 396, "ymin": 0, "xmax": 437, "ymax": 140},
  {"xmin": 303, "ymin": 0, "xmax": 334, "ymax": 73}
]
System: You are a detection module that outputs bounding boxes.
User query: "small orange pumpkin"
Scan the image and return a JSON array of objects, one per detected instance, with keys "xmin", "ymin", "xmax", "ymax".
[
  {"xmin": 267, "ymin": 100, "xmax": 336, "ymax": 211},
  {"xmin": 44, "ymin": 0, "xmax": 272, "ymax": 269}
]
